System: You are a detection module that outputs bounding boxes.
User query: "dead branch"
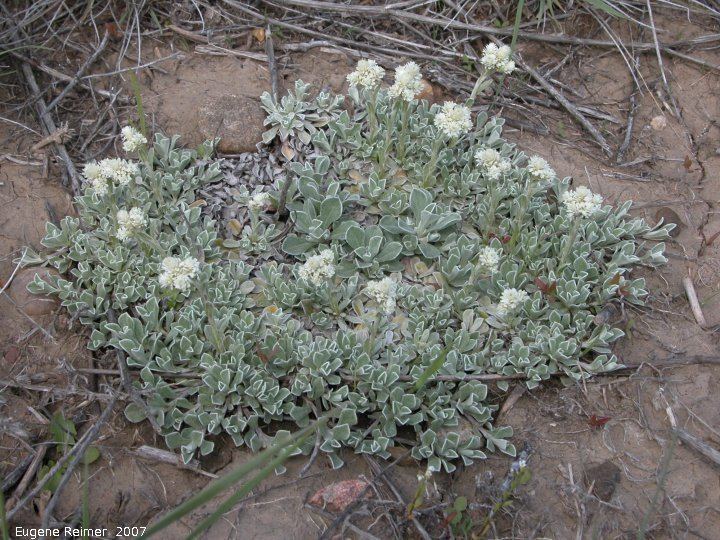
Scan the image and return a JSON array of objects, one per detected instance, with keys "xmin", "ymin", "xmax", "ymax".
[
  {"xmin": 21, "ymin": 63, "xmax": 82, "ymax": 194},
  {"xmin": 41, "ymin": 394, "xmax": 118, "ymax": 527},
  {"xmin": 7, "ymin": 396, "xmax": 117, "ymax": 522}
]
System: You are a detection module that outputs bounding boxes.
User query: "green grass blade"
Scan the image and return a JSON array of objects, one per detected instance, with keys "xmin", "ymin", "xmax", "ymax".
[
  {"xmin": 0, "ymin": 478, "xmax": 9, "ymax": 540},
  {"xmin": 414, "ymin": 347, "xmax": 449, "ymax": 391},
  {"xmin": 128, "ymin": 71, "xmax": 147, "ymax": 138},
  {"xmin": 585, "ymin": 0, "xmax": 626, "ymax": 18},
  {"xmin": 510, "ymin": 0, "xmax": 526, "ymax": 52},
  {"xmin": 81, "ymin": 460, "xmax": 90, "ymax": 540},
  {"xmin": 141, "ymin": 419, "xmax": 325, "ymax": 538},
  {"xmin": 186, "ymin": 445, "xmax": 297, "ymax": 540}
]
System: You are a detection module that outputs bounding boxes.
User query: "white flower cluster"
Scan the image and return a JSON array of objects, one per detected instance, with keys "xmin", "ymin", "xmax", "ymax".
[
  {"xmin": 298, "ymin": 250, "xmax": 335, "ymax": 286},
  {"xmin": 388, "ymin": 61, "xmax": 423, "ymax": 101},
  {"xmin": 497, "ymin": 288, "xmax": 529, "ymax": 316},
  {"xmin": 364, "ymin": 277, "xmax": 397, "ymax": 314},
  {"xmin": 83, "ymin": 158, "xmax": 139, "ymax": 195},
  {"xmin": 477, "ymin": 246, "xmax": 501, "ymax": 274},
  {"xmin": 475, "ymin": 148, "xmax": 512, "ymax": 181},
  {"xmin": 434, "ymin": 101, "xmax": 472, "ymax": 138},
  {"xmin": 248, "ymin": 192, "xmax": 271, "ymax": 212},
  {"xmin": 116, "ymin": 207, "xmax": 147, "ymax": 241},
  {"xmin": 347, "ymin": 59, "xmax": 385, "ymax": 89},
  {"xmin": 121, "ymin": 126, "xmax": 147, "ymax": 152},
  {"xmin": 480, "ymin": 43, "xmax": 515, "ymax": 74},
  {"xmin": 527, "ymin": 156, "xmax": 555, "ymax": 182},
  {"xmin": 159, "ymin": 256, "xmax": 200, "ymax": 293},
  {"xmin": 561, "ymin": 186, "xmax": 603, "ymax": 219}
]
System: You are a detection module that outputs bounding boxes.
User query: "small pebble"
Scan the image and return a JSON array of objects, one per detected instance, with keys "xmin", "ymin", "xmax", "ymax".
[
  {"xmin": 654, "ymin": 207, "xmax": 682, "ymax": 237},
  {"xmin": 650, "ymin": 115, "xmax": 667, "ymax": 131}
]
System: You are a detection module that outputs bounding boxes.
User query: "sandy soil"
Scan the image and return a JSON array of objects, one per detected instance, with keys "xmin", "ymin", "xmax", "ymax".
[{"xmin": 1, "ymin": 13, "xmax": 719, "ymax": 540}]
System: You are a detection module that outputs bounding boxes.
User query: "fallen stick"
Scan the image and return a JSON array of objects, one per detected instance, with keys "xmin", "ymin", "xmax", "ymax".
[
  {"xmin": 683, "ymin": 276, "xmax": 709, "ymax": 328},
  {"xmin": 266, "ymin": 0, "xmax": 720, "ymax": 51},
  {"xmin": 364, "ymin": 455, "xmax": 431, "ymax": 540},
  {"xmin": 7, "ymin": 396, "xmax": 116, "ymax": 522},
  {"xmin": 30, "ymin": 125, "xmax": 69, "ymax": 153},
  {"xmin": 5, "ymin": 446, "xmax": 47, "ymax": 512},
  {"xmin": 41, "ymin": 395, "xmax": 117, "ymax": 527},
  {"xmin": 496, "ymin": 384, "xmax": 527, "ymax": 423},
  {"xmin": 265, "ymin": 23, "xmax": 279, "ymax": 102},
  {"xmin": 134, "ymin": 445, "xmax": 218, "ymax": 478},
  {"xmin": 21, "ymin": 63, "xmax": 82, "ymax": 194},
  {"xmin": 1, "ymin": 453, "xmax": 35, "ymax": 493},
  {"xmin": 107, "ymin": 309, "xmax": 164, "ymax": 434},
  {"xmin": 674, "ymin": 428, "xmax": 720, "ymax": 468},
  {"xmin": 515, "ymin": 57, "xmax": 612, "ymax": 156},
  {"xmin": 45, "ymin": 30, "xmax": 109, "ymax": 113},
  {"xmin": 195, "ymin": 43, "xmax": 268, "ymax": 62}
]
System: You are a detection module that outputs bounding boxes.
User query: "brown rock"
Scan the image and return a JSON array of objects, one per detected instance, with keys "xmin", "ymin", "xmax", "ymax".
[
  {"xmin": 417, "ymin": 78, "xmax": 439, "ymax": 103},
  {"xmin": 136, "ymin": 55, "xmax": 271, "ymax": 151},
  {"xmin": 7, "ymin": 267, "xmax": 59, "ymax": 316},
  {"xmin": 198, "ymin": 95, "xmax": 267, "ymax": 154},
  {"xmin": 198, "ymin": 434, "xmax": 234, "ymax": 473},
  {"xmin": 584, "ymin": 461, "xmax": 621, "ymax": 502},
  {"xmin": 654, "ymin": 207, "xmax": 682, "ymax": 237},
  {"xmin": 308, "ymin": 478, "xmax": 371, "ymax": 513},
  {"xmin": 289, "ymin": 50, "xmax": 352, "ymax": 94}
]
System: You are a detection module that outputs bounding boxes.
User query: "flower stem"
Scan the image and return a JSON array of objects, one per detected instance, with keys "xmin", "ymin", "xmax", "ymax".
[
  {"xmin": 469, "ymin": 71, "xmax": 491, "ymax": 104},
  {"xmin": 421, "ymin": 137, "xmax": 443, "ymax": 187},
  {"xmin": 559, "ymin": 218, "xmax": 580, "ymax": 269},
  {"xmin": 368, "ymin": 86, "xmax": 379, "ymax": 143},
  {"xmin": 378, "ymin": 101, "xmax": 399, "ymax": 176},
  {"xmin": 397, "ymin": 101, "xmax": 410, "ymax": 162}
]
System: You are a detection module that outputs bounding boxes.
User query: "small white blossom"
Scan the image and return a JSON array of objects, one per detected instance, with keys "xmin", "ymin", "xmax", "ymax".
[
  {"xmin": 364, "ymin": 277, "xmax": 397, "ymax": 314},
  {"xmin": 388, "ymin": 61, "xmax": 423, "ymax": 101},
  {"xmin": 475, "ymin": 147, "xmax": 512, "ymax": 181},
  {"xmin": 83, "ymin": 161, "xmax": 103, "ymax": 181},
  {"xmin": 83, "ymin": 161, "xmax": 108, "ymax": 195},
  {"xmin": 527, "ymin": 156, "xmax": 555, "ymax": 182},
  {"xmin": 561, "ymin": 186, "xmax": 603, "ymax": 219},
  {"xmin": 99, "ymin": 158, "xmax": 139, "ymax": 186},
  {"xmin": 121, "ymin": 126, "xmax": 147, "ymax": 152},
  {"xmin": 116, "ymin": 207, "xmax": 147, "ymax": 241},
  {"xmin": 159, "ymin": 256, "xmax": 200, "ymax": 293},
  {"xmin": 248, "ymin": 192, "xmax": 271, "ymax": 212},
  {"xmin": 298, "ymin": 250, "xmax": 335, "ymax": 286},
  {"xmin": 497, "ymin": 288, "xmax": 529, "ymax": 316},
  {"xmin": 434, "ymin": 101, "xmax": 472, "ymax": 138},
  {"xmin": 347, "ymin": 59, "xmax": 385, "ymax": 89},
  {"xmin": 480, "ymin": 43, "xmax": 515, "ymax": 74},
  {"xmin": 477, "ymin": 246, "xmax": 501, "ymax": 274}
]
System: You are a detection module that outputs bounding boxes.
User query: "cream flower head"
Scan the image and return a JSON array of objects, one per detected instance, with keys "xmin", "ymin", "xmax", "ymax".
[
  {"xmin": 98, "ymin": 158, "xmax": 139, "ymax": 186},
  {"xmin": 497, "ymin": 288, "xmax": 529, "ymax": 316},
  {"xmin": 248, "ymin": 192, "xmax": 271, "ymax": 212},
  {"xmin": 298, "ymin": 250, "xmax": 335, "ymax": 286},
  {"xmin": 480, "ymin": 43, "xmax": 515, "ymax": 74},
  {"xmin": 159, "ymin": 256, "xmax": 200, "ymax": 293},
  {"xmin": 121, "ymin": 126, "xmax": 147, "ymax": 152},
  {"xmin": 364, "ymin": 277, "xmax": 397, "ymax": 314},
  {"xmin": 83, "ymin": 161, "xmax": 108, "ymax": 195},
  {"xmin": 434, "ymin": 101, "xmax": 472, "ymax": 138},
  {"xmin": 388, "ymin": 61, "xmax": 423, "ymax": 101},
  {"xmin": 561, "ymin": 186, "xmax": 603, "ymax": 219},
  {"xmin": 347, "ymin": 59, "xmax": 385, "ymax": 89},
  {"xmin": 116, "ymin": 207, "xmax": 147, "ymax": 241},
  {"xmin": 477, "ymin": 246, "xmax": 501, "ymax": 275},
  {"xmin": 527, "ymin": 156, "xmax": 555, "ymax": 182},
  {"xmin": 475, "ymin": 147, "xmax": 512, "ymax": 181}
]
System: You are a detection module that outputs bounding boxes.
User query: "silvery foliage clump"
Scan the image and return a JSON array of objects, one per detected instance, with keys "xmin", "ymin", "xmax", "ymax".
[{"xmin": 27, "ymin": 51, "xmax": 673, "ymax": 473}]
